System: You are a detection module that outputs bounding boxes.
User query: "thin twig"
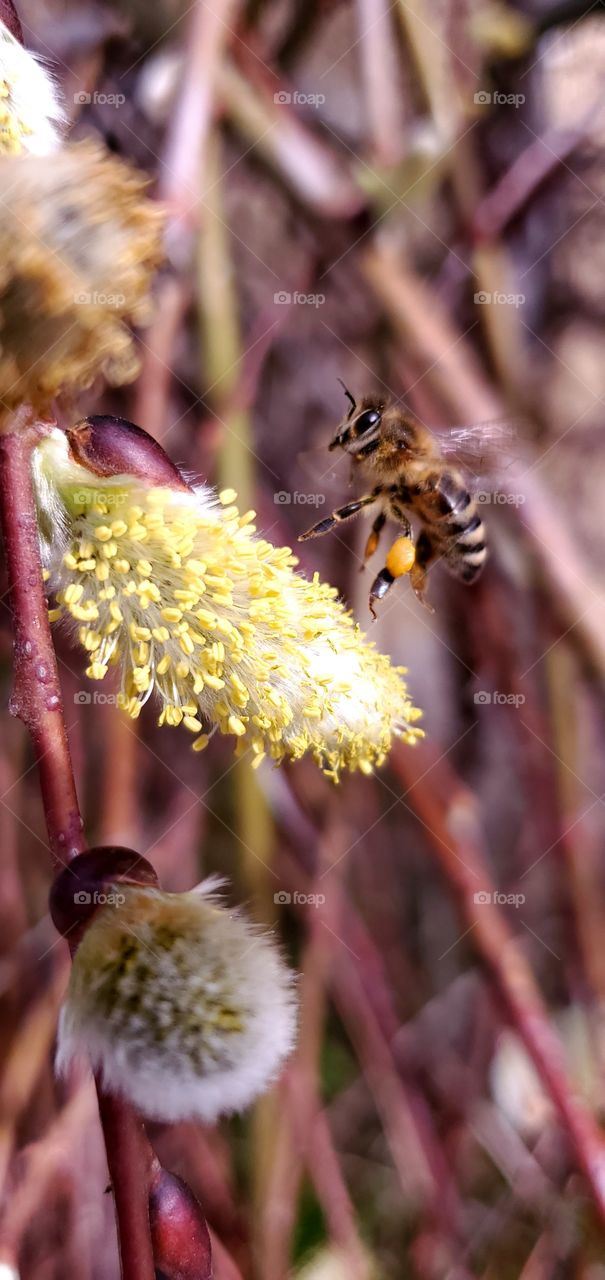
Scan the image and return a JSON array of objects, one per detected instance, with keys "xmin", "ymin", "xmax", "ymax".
[
  {"xmin": 472, "ymin": 124, "xmax": 589, "ymax": 243},
  {"xmin": 390, "ymin": 738, "xmax": 605, "ymax": 1225}
]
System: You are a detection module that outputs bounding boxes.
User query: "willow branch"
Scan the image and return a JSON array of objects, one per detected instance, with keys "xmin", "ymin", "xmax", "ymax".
[
  {"xmin": 0, "ymin": 420, "xmax": 156, "ymax": 1280},
  {"xmin": 0, "ymin": 420, "xmax": 84, "ymax": 865}
]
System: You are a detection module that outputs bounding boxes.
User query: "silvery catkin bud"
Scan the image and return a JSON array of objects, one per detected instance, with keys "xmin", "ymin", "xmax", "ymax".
[
  {"xmin": 0, "ymin": 15, "xmax": 64, "ymax": 155},
  {"xmin": 51, "ymin": 853, "xmax": 297, "ymax": 1124}
]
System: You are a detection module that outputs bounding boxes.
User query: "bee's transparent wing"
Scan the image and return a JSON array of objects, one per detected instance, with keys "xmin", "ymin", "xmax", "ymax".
[{"xmin": 433, "ymin": 419, "xmax": 518, "ymax": 481}]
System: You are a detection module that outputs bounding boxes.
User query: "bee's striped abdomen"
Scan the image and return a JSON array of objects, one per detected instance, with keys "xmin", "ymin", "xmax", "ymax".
[{"xmin": 408, "ymin": 468, "xmax": 488, "ymax": 584}]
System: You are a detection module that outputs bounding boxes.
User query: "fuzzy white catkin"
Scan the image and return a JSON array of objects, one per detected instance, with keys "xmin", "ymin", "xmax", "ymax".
[
  {"xmin": 0, "ymin": 21, "xmax": 64, "ymax": 155},
  {"xmin": 56, "ymin": 883, "xmax": 297, "ymax": 1123}
]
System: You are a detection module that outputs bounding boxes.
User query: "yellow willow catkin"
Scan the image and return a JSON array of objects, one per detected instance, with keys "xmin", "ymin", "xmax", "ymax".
[
  {"xmin": 33, "ymin": 428, "xmax": 423, "ymax": 779},
  {"xmin": 0, "ymin": 143, "xmax": 163, "ymax": 411}
]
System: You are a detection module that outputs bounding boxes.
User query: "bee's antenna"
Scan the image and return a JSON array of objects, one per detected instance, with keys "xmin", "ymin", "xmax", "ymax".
[{"xmin": 337, "ymin": 377, "xmax": 357, "ymax": 419}]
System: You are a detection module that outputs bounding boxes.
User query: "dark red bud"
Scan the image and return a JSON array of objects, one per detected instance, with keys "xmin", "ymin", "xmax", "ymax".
[
  {"xmin": 0, "ymin": 0, "xmax": 23, "ymax": 42},
  {"xmin": 67, "ymin": 417, "xmax": 192, "ymax": 492},
  {"xmin": 149, "ymin": 1165, "xmax": 213, "ymax": 1280},
  {"xmin": 49, "ymin": 846, "xmax": 159, "ymax": 939}
]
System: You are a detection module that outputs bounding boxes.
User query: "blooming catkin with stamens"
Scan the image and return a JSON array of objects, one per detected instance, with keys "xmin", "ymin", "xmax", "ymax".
[
  {"xmin": 0, "ymin": 142, "xmax": 163, "ymax": 412},
  {"xmin": 33, "ymin": 421, "xmax": 423, "ymax": 778},
  {"xmin": 56, "ymin": 881, "xmax": 297, "ymax": 1123},
  {"xmin": 0, "ymin": 18, "xmax": 64, "ymax": 156}
]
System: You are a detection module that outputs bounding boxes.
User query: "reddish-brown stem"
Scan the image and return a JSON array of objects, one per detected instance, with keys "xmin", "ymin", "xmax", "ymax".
[
  {"xmin": 471, "ymin": 123, "xmax": 587, "ymax": 244},
  {"xmin": 391, "ymin": 740, "xmax": 605, "ymax": 1225},
  {"xmin": 0, "ymin": 421, "xmax": 156, "ymax": 1280},
  {"xmin": 97, "ymin": 1094, "xmax": 156, "ymax": 1277},
  {"xmin": 0, "ymin": 422, "xmax": 84, "ymax": 865}
]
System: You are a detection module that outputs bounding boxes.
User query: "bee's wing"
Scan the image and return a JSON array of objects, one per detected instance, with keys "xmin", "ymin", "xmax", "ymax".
[{"xmin": 433, "ymin": 419, "xmax": 518, "ymax": 480}]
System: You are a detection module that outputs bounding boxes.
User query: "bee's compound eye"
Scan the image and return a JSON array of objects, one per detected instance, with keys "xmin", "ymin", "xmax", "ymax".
[{"xmin": 355, "ymin": 409, "xmax": 381, "ymax": 435}]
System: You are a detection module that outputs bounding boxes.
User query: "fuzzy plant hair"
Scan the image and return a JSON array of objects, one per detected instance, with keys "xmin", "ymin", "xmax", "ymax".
[{"xmin": 57, "ymin": 880, "xmax": 298, "ymax": 1124}]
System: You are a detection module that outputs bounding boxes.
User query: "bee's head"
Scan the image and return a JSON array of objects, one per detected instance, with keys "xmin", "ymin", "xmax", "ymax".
[{"xmin": 329, "ymin": 383, "xmax": 383, "ymax": 456}]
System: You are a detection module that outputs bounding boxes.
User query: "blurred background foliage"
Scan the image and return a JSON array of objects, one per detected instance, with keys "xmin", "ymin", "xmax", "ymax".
[{"xmin": 3, "ymin": 0, "xmax": 605, "ymax": 1276}]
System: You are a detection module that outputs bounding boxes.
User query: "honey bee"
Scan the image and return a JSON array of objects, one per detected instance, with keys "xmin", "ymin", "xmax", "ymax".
[{"xmin": 299, "ymin": 383, "xmax": 512, "ymax": 617}]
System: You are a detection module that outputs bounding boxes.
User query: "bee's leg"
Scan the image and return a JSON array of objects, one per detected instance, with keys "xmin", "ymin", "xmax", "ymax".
[
  {"xmin": 368, "ymin": 534, "xmax": 416, "ymax": 617},
  {"xmin": 368, "ymin": 567, "xmax": 395, "ymax": 619},
  {"xmin": 362, "ymin": 510, "xmax": 386, "ymax": 565},
  {"xmin": 369, "ymin": 530, "xmax": 428, "ymax": 618},
  {"xmin": 409, "ymin": 531, "xmax": 435, "ymax": 613},
  {"xmin": 299, "ymin": 493, "xmax": 378, "ymax": 541}
]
